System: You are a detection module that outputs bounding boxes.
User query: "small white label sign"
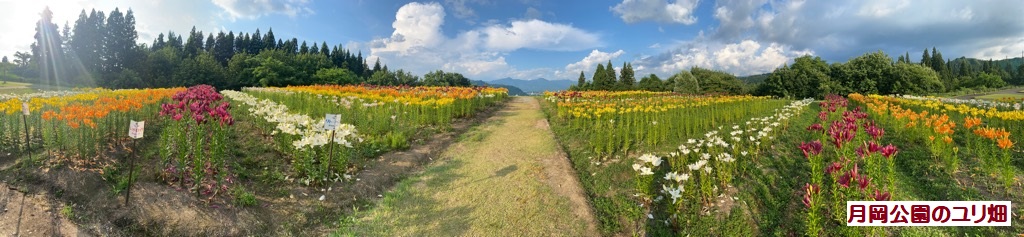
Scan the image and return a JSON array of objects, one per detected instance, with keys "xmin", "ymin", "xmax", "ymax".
[
  {"xmin": 129, "ymin": 121, "xmax": 145, "ymax": 139},
  {"xmin": 21, "ymin": 102, "xmax": 29, "ymax": 115},
  {"xmin": 324, "ymin": 114, "xmax": 341, "ymax": 130}
]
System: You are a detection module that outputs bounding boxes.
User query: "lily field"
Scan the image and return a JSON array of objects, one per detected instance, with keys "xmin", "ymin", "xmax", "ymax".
[{"xmin": 0, "ymin": 85, "xmax": 1022, "ymax": 236}]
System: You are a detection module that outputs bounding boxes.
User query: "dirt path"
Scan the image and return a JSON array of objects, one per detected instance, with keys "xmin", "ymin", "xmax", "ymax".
[
  {"xmin": 0, "ymin": 182, "xmax": 84, "ymax": 236},
  {"xmin": 341, "ymin": 96, "xmax": 598, "ymax": 236}
]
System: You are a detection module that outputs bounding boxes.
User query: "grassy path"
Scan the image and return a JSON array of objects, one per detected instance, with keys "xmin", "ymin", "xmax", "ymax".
[{"xmin": 337, "ymin": 97, "xmax": 598, "ymax": 236}]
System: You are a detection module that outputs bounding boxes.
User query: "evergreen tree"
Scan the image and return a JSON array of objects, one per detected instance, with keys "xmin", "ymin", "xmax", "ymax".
[
  {"xmin": 310, "ymin": 42, "xmax": 319, "ymax": 55},
  {"xmin": 234, "ymin": 32, "xmax": 246, "ymax": 53},
  {"xmin": 593, "ymin": 63, "xmax": 607, "ymax": 90},
  {"xmin": 320, "ymin": 42, "xmax": 329, "ymax": 55},
  {"xmin": 32, "ymin": 7, "xmax": 64, "ymax": 86},
  {"xmin": 71, "ymin": 10, "xmax": 102, "ymax": 77},
  {"xmin": 931, "ymin": 47, "xmax": 945, "ymax": 73},
  {"xmin": 618, "ymin": 62, "xmax": 635, "ymax": 90},
  {"xmin": 108, "ymin": 8, "xmax": 139, "ymax": 74},
  {"xmin": 249, "ymin": 29, "xmax": 262, "ymax": 54},
  {"xmin": 372, "ymin": 58, "xmax": 382, "ymax": 72},
  {"xmin": 214, "ymin": 31, "xmax": 234, "ymax": 65},
  {"xmin": 152, "ymin": 33, "xmax": 166, "ymax": 50},
  {"xmin": 183, "ymin": 26, "xmax": 203, "ymax": 57},
  {"xmin": 263, "ymin": 28, "xmax": 276, "ymax": 49},
  {"xmin": 299, "ymin": 41, "xmax": 309, "ymax": 54},
  {"xmin": 921, "ymin": 49, "xmax": 930, "ymax": 67},
  {"xmin": 604, "ymin": 60, "xmax": 616, "ymax": 88},
  {"xmin": 576, "ymin": 71, "xmax": 586, "ymax": 90},
  {"xmin": 61, "ymin": 22, "xmax": 72, "ymax": 51},
  {"xmin": 204, "ymin": 33, "xmax": 215, "ymax": 53},
  {"xmin": 959, "ymin": 60, "xmax": 973, "ymax": 77}
]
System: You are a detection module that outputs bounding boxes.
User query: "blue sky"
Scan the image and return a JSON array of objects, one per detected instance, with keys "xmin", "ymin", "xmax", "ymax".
[{"xmin": 2, "ymin": 0, "xmax": 1023, "ymax": 81}]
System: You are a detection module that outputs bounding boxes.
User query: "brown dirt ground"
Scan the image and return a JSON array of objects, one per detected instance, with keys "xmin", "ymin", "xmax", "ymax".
[{"xmin": 529, "ymin": 99, "xmax": 600, "ymax": 234}]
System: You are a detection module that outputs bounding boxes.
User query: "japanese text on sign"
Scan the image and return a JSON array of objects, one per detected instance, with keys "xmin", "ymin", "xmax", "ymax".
[
  {"xmin": 129, "ymin": 121, "xmax": 145, "ymax": 139},
  {"xmin": 324, "ymin": 114, "xmax": 340, "ymax": 130},
  {"xmin": 847, "ymin": 201, "xmax": 1011, "ymax": 226},
  {"xmin": 22, "ymin": 102, "xmax": 29, "ymax": 115}
]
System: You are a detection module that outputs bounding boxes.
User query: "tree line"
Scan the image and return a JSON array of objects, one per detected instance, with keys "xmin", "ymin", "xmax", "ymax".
[
  {"xmin": 760, "ymin": 49, "xmax": 1024, "ymax": 98},
  {"xmin": 570, "ymin": 48, "xmax": 1024, "ymax": 98},
  {"xmin": 1, "ymin": 7, "xmax": 472, "ymax": 90},
  {"xmin": 570, "ymin": 60, "xmax": 747, "ymax": 95}
]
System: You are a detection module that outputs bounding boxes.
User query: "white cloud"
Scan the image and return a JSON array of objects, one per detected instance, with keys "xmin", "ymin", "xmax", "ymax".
[
  {"xmin": 965, "ymin": 36, "xmax": 1024, "ymax": 60},
  {"xmin": 371, "ymin": 2, "xmax": 447, "ymax": 55},
  {"xmin": 564, "ymin": 49, "xmax": 625, "ymax": 76},
  {"xmin": 728, "ymin": 0, "xmax": 1024, "ymax": 60},
  {"xmin": 482, "ymin": 19, "xmax": 602, "ymax": 52},
  {"xmin": 369, "ymin": 2, "xmax": 602, "ymax": 80},
  {"xmin": 711, "ymin": 0, "xmax": 766, "ymax": 40},
  {"xmin": 212, "ymin": 0, "xmax": 313, "ymax": 20},
  {"xmin": 635, "ymin": 39, "xmax": 812, "ymax": 76},
  {"xmin": 611, "ymin": 0, "xmax": 700, "ymax": 24}
]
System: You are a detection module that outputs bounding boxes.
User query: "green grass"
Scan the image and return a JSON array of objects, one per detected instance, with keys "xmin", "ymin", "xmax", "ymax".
[
  {"xmin": 0, "ymin": 88, "xmax": 36, "ymax": 95},
  {"xmin": 61, "ymin": 203, "xmax": 75, "ymax": 219},
  {"xmin": 0, "ymin": 81, "xmax": 31, "ymax": 88},
  {"xmin": 0, "ymin": 82, "xmax": 82, "ymax": 95},
  {"xmin": 974, "ymin": 93, "xmax": 1024, "ymax": 100},
  {"xmin": 336, "ymin": 97, "xmax": 594, "ymax": 236},
  {"xmin": 0, "ymin": 81, "xmax": 35, "ymax": 94}
]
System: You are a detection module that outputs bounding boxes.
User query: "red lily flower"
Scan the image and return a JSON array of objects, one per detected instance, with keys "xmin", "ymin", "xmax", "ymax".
[
  {"xmin": 857, "ymin": 174, "xmax": 871, "ymax": 191},
  {"xmin": 800, "ymin": 140, "xmax": 823, "ymax": 158},
  {"xmin": 871, "ymin": 190, "xmax": 891, "ymax": 201},
  {"xmin": 826, "ymin": 161, "xmax": 843, "ymax": 175},
  {"xmin": 837, "ymin": 172, "xmax": 852, "ymax": 188},
  {"xmin": 881, "ymin": 144, "xmax": 898, "ymax": 159}
]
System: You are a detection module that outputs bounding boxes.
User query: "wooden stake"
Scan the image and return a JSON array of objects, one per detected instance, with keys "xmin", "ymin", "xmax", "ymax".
[
  {"xmin": 325, "ymin": 130, "xmax": 337, "ymax": 181},
  {"xmin": 125, "ymin": 138, "xmax": 137, "ymax": 206}
]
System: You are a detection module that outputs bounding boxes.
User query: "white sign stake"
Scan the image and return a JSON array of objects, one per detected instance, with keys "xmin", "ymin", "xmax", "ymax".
[
  {"xmin": 129, "ymin": 121, "xmax": 145, "ymax": 139},
  {"xmin": 324, "ymin": 114, "xmax": 340, "ymax": 131},
  {"xmin": 21, "ymin": 102, "xmax": 29, "ymax": 115}
]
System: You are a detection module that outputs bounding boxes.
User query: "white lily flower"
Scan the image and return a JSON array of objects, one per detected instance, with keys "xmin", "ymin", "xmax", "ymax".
[
  {"xmin": 668, "ymin": 188, "xmax": 682, "ymax": 203},
  {"xmin": 677, "ymin": 173, "xmax": 689, "ymax": 182},
  {"xmin": 639, "ymin": 167, "xmax": 654, "ymax": 175}
]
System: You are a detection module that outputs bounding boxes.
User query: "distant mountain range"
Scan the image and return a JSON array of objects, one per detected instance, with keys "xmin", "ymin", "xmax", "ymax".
[
  {"xmin": 470, "ymin": 80, "xmax": 527, "ymax": 96},
  {"xmin": 489, "ymin": 78, "xmax": 575, "ymax": 94}
]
